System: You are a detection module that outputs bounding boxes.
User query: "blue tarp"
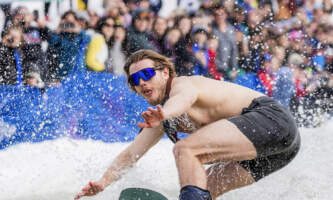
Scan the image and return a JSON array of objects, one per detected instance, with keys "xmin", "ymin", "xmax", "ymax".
[
  {"xmin": 0, "ymin": 72, "xmax": 151, "ymax": 150},
  {"xmin": 234, "ymin": 72, "xmax": 267, "ymax": 94},
  {"xmin": 0, "ymin": 71, "xmax": 286, "ymax": 151}
]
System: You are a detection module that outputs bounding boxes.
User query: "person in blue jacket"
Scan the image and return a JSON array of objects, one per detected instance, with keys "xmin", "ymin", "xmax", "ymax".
[{"xmin": 47, "ymin": 11, "xmax": 91, "ymax": 82}]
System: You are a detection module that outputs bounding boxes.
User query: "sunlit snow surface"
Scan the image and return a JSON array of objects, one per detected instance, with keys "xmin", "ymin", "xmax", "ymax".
[{"xmin": 1, "ymin": 120, "xmax": 332, "ymax": 200}]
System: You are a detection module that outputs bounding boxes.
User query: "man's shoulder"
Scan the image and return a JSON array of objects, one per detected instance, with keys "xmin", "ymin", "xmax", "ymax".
[
  {"xmin": 172, "ymin": 76, "xmax": 209, "ymax": 88},
  {"xmin": 173, "ymin": 75, "xmax": 192, "ymax": 83},
  {"xmin": 174, "ymin": 75, "xmax": 207, "ymax": 81}
]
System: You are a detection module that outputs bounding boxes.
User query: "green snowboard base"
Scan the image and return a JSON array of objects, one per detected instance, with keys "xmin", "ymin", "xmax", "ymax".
[{"xmin": 119, "ymin": 187, "xmax": 168, "ymax": 200}]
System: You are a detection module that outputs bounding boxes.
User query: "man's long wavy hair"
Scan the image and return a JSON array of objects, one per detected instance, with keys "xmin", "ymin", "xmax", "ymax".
[{"xmin": 123, "ymin": 49, "xmax": 176, "ymax": 92}]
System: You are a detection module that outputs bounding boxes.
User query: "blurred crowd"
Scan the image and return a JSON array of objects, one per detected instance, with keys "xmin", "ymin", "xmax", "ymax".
[{"xmin": 0, "ymin": 0, "xmax": 333, "ymax": 126}]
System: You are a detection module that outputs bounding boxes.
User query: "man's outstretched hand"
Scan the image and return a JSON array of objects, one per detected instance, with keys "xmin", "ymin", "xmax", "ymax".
[
  {"xmin": 137, "ymin": 105, "xmax": 165, "ymax": 128},
  {"xmin": 74, "ymin": 181, "xmax": 104, "ymax": 200}
]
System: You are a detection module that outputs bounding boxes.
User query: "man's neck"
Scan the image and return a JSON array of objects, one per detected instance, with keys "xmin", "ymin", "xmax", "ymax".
[
  {"xmin": 165, "ymin": 76, "xmax": 173, "ymax": 98},
  {"xmin": 161, "ymin": 76, "xmax": 173, "ymax": 105}
]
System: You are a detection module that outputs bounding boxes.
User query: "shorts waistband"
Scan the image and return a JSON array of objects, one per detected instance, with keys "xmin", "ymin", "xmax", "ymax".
[{"xmin": 242, "ymin": 96, "xmax": 273, "ymax": 114}]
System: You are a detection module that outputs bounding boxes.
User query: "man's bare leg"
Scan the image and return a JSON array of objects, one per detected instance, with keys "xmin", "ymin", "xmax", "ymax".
[
  {"xmin": 206, "ymin": 162, "xmax": 255, "ymax": 199},
  {"xmin": 173, "ymin": 119, "xmax": 257, "ymax": 190}
]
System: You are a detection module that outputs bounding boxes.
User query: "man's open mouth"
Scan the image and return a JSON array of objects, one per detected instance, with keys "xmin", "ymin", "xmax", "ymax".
[{"xmin": 143, "ymin": 89, "xmax": 153, "ymax": 96}]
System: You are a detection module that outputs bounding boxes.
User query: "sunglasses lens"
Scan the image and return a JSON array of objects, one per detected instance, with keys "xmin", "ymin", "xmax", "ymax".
[
  {"xmin": 129, "ymin": 75, "xmax": 139, "ymax": 86},
  {"xmin": 129, "ymin": 68, "xmax": 156, "ymax": 86},
  {"xmin": 142, "ymin": 68, "xmax": 155, "ymax": 79}
]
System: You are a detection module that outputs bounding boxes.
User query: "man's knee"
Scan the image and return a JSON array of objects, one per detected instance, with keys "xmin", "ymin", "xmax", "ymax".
[{"xmin": 173, "ymin": 141, "xmax": 193, "ymax": 160}]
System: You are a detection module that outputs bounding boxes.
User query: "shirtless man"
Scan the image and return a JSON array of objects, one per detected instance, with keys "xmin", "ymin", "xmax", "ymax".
[{"xmin": 75, "ymin": 50, "xmax": 301, "ymax": 200}]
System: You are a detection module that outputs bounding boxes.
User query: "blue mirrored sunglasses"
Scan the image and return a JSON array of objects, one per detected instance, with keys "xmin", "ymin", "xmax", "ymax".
[{"xmin": 129, "ymin": 66, "xmax": 165, "ymax": 86}]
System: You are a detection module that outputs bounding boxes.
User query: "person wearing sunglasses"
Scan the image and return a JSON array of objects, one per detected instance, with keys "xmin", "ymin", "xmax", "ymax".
[
  {"xmin": 126, "ymin": 8, "xmax": 157, "ymax": 55},
  {"xmin": 75, "ymin": 50, "xmax": 301, "ymax": 200}
]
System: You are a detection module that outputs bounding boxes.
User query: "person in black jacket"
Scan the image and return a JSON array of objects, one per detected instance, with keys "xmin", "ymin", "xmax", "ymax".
[
  {"xmin": 10, "ymin": 6, "xmax": 49, "ymax": 82},
  {"xmin": 0, "ymin": 25, "xmax": 43, "ymax": 87},
  {"xmin": 125, "ymin": 8, "xmax": 157, "ymax": 55}
]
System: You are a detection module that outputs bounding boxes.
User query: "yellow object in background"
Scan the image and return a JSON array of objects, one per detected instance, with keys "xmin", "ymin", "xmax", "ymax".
[{"xmin": 77, "ymin": 0, "xmax": 87, "ymax": 10}]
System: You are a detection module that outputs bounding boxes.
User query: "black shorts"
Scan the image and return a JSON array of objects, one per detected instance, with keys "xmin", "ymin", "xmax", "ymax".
[{"xmin": 227, "ymin": 96, "xmax": 301, "ymax": 181}]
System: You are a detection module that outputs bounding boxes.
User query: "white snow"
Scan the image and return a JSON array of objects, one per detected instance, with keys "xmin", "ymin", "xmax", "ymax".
[{"xmin": 0, "ymin": 120, "xmax": 332, "ymax": 200}]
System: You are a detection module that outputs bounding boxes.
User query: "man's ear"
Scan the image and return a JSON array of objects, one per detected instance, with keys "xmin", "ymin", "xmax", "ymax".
[{"xmin": 162, "ymin": 67, "xmax": 169, "ymax": 79}]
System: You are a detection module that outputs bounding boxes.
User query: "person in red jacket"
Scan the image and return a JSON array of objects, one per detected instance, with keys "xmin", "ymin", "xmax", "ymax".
[{"xmin": 207, "ymin": 35, "xmax": 223, "ymax": 80}]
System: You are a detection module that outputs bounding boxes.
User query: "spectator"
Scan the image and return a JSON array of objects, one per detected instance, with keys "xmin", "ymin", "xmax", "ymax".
[
  {"xmin": 108, "ymin": 24, "xmax": 127, "ymax": 75},
  {"xmin": 272, "ymin": 45, "xmax": 287, "ymax": 65},
  {"xmin": 104, "ymin": 0, "xmax": 131, "ymax": 28},
  {"xmin": 137, "ymin": 0, "xmax": 151, "ymax": 10},
  {"xmin": 175, "ymin": 14, "xmax": 192, "ymax": 39},
  {"xmin": 0, "ymin": 25, "xmax": 42, "ymax": 87},
  {"xmin": 149, "ymin": 16, "xmax": 168, "ymax": 54},
  {"xmin": 245, "ymin": 9, "xmax": 266, "ymax": 73},
  {"xmin": 76, "ymin": 10, "xmax": 90, "ymax": 31},
  {"xmin": 162, "ymin": 28, "xmax": 182, "ymax": 62},
  {"xmin": 199, "ymin": 0, "xmax": 215, "ymax": 16},
  {"xmin": 0, "ymin": 7, "xmax": 5, "ymax": 35},
  {"xmin": 323, "ymin": 0, "xmax": 333, "ymax": 24},
  {"xmin": 211, "ymin": 4, "xmax": 239, "ymax": 80},
  {"xmin": 257, "ymin": 55, "xmax": 277, "ymax": 97},
  {"xmin": 174, "ymin": 25, "xmax": 210, "ymax": 76},
  {"xmin": 235, "ymin": 29, "xmax": 250, "ymax": 72},
  {"xmin": 230, "ymin": 5, "xmax": 249, "ymax": 36},
  {"xmin": 105, "ymin": 0, "xmax": 123, "ymax": 18},
  {"xmin": 273, "ymin": 63, "xmax": 295, "ymax": 107},
  {"xmin": 123, "ymin": 0, "xmax": 140, "ymax": 15},
  {"xmin": 86, "ymin": 16, "xmax": 114, "ymax": 72},
  {"xmin": 274, "ymin": 0, "xmax": 293, "ymax": 21},
  {"xmin": 0, "ymin": 3, "xmax": 10, "ymax": 29},
  {"xmin": 10, "ymin": 6, "xmax": 49, "ymax": 82},
  {"xmin": 87, "ymin": 9, "xmax": 100, "ymax": 29},
  {"xmin": 287, "ymin": 53, "xmax": 308, "ymax": 98},
  {"xmin": 126, "ymin": 8, "xmax": 157, "ymax": 54},
  {"xmin": 206, "ymin": 34, "xmax": 222, "ymax": 80},
  {"xmin": 190, "ymin": 25, "xmax": 210, "ymax": 76},
  {"xmin": 47, "ymin": 11, "xmax": 91, "ymax": 82},
  {"xmin": 259, "ymin": 1, "xmax": 274, "ymax": 24},
  {"xmin": 173, "ymin": 14, "xmax": 199, "ymax": 76}
]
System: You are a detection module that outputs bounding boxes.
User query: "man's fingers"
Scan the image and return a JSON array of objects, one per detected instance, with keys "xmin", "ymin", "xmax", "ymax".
[
  {"xmin": 74, "ymin": 193, "xmax": 83, "ymax": 200},
  {"xmin": 148, "ymin": 107, "xmax": 155, "ymax": 112},
  {"xmin": 82, "ymin": 184, "xmax": 91, "ymax": 192},
  {"xmin": 147, "ymin": 107, "xmax": 159, "ymax": 116},
  {"xmin": 89, "ymin": 182, "xmax": 96, "ymax": 193},
  {"xmin": 156, "ymin": 105, "xmax": 163, "ymax": 113},
  {"xmin": 74, "ymin": 191, "xmax": 86, "ymax": 200},
  {"xmin": 143, "ymin": 112, "xmax": 152, "ymax": 118},
  {"xmin": 74, "ymin": 181, "xmax": 103, "ymax": 200},
  {"xmin": 137, "ymin": 122, "xmax": 149, "ymax": 128},
  {"xmin": 142, "ymin": 114, "xmax": 150, "ymax": 123}
]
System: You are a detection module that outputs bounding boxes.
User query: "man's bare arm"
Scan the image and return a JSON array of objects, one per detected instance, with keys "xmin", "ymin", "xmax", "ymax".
[
  {"xmin": 99, "ymin": 125, "xmax": 165, "ymax": 187},
  {"xmin": 162, "ymin": 77, "xmax": 199, "ymax": 119}
]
